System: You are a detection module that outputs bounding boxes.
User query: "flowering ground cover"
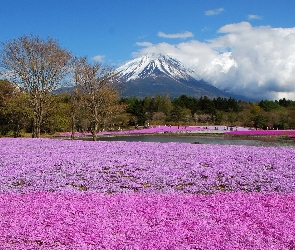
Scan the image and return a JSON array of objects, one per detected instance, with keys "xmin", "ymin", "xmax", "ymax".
[
  {"xmin": 1, "ymin": 192, "xmax": 295, "ymax": 249},
  {"xmin": 1, "ymin": 139, "xmax": 295, "ymax": 194},
  {"xmin": 0, "ymin": 138, "xmax": 295, "ymax": 249}
]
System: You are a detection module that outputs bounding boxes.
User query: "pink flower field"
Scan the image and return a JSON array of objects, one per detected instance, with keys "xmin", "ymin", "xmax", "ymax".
[
  {"xmin": 0, "ymin": 138, "xmax": 295, "ymax": 249},
  {"xmin": 1, "ymin": 193, "xmax": 295, "ymax": 249}
]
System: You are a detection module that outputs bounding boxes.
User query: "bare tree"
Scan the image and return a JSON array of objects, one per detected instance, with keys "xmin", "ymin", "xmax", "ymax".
[
  {"xmin": 68, "ymin": 61, "xmax": 82, "ymax": 140},
  {"xmin": 0, "ymin": 35, "xmax": 72, "ymax": 137},
  {"xmin": 73, "ymin": 57, "xmax": 120, "ymax": 141}
]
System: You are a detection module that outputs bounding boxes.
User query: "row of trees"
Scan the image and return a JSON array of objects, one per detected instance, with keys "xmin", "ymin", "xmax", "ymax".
[
  {"xmin": 119, "ymin": 95, "xmax": 295, "ymax": 130},
  {"xmin": 2, "ymin": 80, "xmax": 295, "ymax": 139},
  {"xmin": 0, "ymin": 78, "xmax": 127, "ymax": 140},
  {"xmin": 0, "ymin": 35, "xmax": 122, "ymax": 140}
]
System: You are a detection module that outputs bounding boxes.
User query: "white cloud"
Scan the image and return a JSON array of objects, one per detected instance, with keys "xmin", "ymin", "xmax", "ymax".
[
  {"xmin": 248, "ymin": 14, "xmax": 263, "ymax": 20},
  {"xmin": 204, "ymin": 8, "xmax": 224, "ymax": 16},
  {"xmin": 201, "ymin": 26, "xmax": 211, "ymax": 32},
  {"xmin": 92, "ymin": 55, "xmax": 105, "ymax": 63},
  {"xmin": 135, "ymin": 42, "xmax": 153, "ymax": 47},
  {"xmin": 133, "ymin": 22, "xmax": 295, "ymax": 100},
  {"xmin": 158, "ymin": 31, "xmax": 194, "ymax": 39}
]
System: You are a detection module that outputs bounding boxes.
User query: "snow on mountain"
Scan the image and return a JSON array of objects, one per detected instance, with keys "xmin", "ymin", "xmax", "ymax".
[
  {"xmin": 115, "ymin": 53, "xmax": 249, "ymax": 100},
  {"xmin": 116, "ymin": 53, "xmax": 195, "ymax": 81}
]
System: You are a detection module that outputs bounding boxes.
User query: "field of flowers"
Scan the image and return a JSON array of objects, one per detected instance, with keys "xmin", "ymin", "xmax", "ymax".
[{"xmin": 0, "ymin": 138, "xmax": 295, "ymax": 249}]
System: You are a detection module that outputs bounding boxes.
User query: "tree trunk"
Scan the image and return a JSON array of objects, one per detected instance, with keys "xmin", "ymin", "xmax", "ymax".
[
  {"xmin": 92, "ymin": 120, "xmax": 98, "ymax": 141},
  {"xmin": 31, "ymin": 94, "xmax": 44, "ymax": 138},
  {"xmin": 71, "ymin": 113, "xmax": 75, "ymax": 140},
  {"xmin": 92, "ymin": 132, "xmax": 97, "ymax": 141},
  {"xmin": 35, "ymin": 124, "xmax": 41, "ymax": 138},
  {"xmin": 91, "ymin": 105, "xmax": 99, "ymax": 141},
  {"xmin": 32, "ymin": 118, "xmax": 36, "ymax": 138},
  {"xmin": 33, "ymin": 111, "xmax": 42, "ymax": 138}
]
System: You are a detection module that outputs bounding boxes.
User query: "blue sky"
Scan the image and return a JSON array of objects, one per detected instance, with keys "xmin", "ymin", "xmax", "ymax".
[{"xmin": 1, "ymin": 0, "xmax": 295, "ymax": 100}]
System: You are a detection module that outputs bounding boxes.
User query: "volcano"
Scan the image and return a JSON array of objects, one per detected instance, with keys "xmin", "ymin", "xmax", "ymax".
[{"xmin": 116, "ymin": 53, "xmax": 235, "ymax": 99}]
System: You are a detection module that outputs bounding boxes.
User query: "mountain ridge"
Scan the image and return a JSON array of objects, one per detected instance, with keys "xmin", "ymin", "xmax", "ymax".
[
  {"xmin": 116, "ymin": 53, "xmax": 249, "ymax": 100},
  {"xmin": 116, "ymin": 53, "xmax": 195, "ymax": 82}
]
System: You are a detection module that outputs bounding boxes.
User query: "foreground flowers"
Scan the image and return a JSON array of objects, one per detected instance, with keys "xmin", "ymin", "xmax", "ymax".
[
  {"xmin": 0, "ymin": 138, "xmax": 295, "ymax": 249},
  {"xmin": 1, "ymin": 192, "xmax": 295, "ymax": 249},
  {"xmin": 1, "ymin": 138, "xmax": 294, "ymax": 194}
]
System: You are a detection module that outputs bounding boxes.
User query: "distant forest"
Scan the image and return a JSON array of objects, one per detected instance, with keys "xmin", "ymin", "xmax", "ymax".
[
  {"xmin": 1, "ymin": 79, "xmax": 295, "ymax": 137},
  {"xmin": 119, "ymin": 94, "xmax": 295, "ymax": 130}
]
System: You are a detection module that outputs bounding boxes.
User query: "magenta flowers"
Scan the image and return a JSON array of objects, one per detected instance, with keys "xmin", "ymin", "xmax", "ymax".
[
  {"xmin": 1, "ymin": 138, "xmax": 294, "ymax": 194},
  {"xmin": 1, "ymin": 193, "xmax": 295, "ymax": 249},
  {"xmin": 0, "ymin": 138, "xmax": 295, "ymax": 249}
]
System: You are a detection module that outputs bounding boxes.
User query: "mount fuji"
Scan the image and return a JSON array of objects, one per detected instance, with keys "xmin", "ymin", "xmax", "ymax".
[
  {"xmin": 116, "ymin": 53, "xmax": 238, "ymax": 99},
  {"xmin": 116, "ymin": 53, "xmax": 195, "ymax": 81}
]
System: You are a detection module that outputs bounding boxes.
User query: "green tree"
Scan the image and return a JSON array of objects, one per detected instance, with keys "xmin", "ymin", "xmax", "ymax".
[
  {"xmin": 0, "ymin": 80, "xmax": 32, "ymax": 137},
  {"xmin": 250, "ymin": 105, "xmax": 261, "ymax": 116},
  {"xmin": 42, "ymin": 93, "xmax": 72, "ymax": 134},
  {"xmin": 143, "ymin": 96, "xmax": 154, "ymax": 121},
  {"xmin": 214, "ymin": 111, "xmax": 224, "ymax": 125},
  {"xmin": 172, "ymin": 94, "xmax": 198, "ymax": 114},
  {"xmin": 198, "ymin": 96, "xmax": 214, "ymax": 113},
  {"xmin": 252, "ymin": 114, "xmax": 268, "ymax": 129},
  {"xmin": 120, "ymin": 97, "xmax": 147, "ymax": 126},
  {"xmin": 169, "ymin": 106, "xmax": 183, "ymax": 124},
  {"xmin": 73, "ymin": 57, "xmax": 120, "ymax": 141},
  {"xmin": 169, "ymin": 106, "xmax": 191, "ymax": 124},
  {"xmin": 154, "ymin": 93, "xmax": 173, "ymax": 117},
  {"xmin": 259, "ymin": 100, "xmax": 281, "ymax": 112},
  {"xmin": 0, "ymin": 35, "xmax": 72, "ymax": 138}
]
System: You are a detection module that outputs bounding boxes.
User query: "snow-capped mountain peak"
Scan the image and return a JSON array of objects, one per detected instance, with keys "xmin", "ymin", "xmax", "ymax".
[{"xmin": 116, "ymin": 53, "xmax": 195, "ymax": 81}]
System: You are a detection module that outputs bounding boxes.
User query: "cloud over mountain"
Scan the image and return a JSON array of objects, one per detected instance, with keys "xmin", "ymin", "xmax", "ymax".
[
  {"xmin": 132, "ymin": 22, "xmax": 295, "ymax": 100},
  {"xmin": 116, "ymin": 53, "xmax": 233, "ymax": 99}
]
